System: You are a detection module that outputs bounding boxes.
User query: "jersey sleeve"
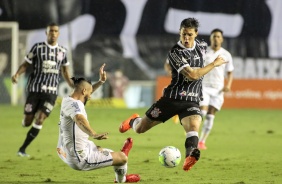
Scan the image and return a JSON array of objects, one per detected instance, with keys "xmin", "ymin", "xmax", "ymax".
[
  {"xmin": 65, "ymin": 101, "xmax": 85, "ymax": 120},
  {"xmin": 59, "ymin": 46, "xmax": 69, "ymax": 66},
  {"xmin": 168, "ymin": 49, "xmax": 190, "ymax": 73},
  {"xmin": 225, "ymin": 52, "xmax": 234, "ymax": 72},
  {"xmin": 24, "ymin": 44, "xmax": 38, "ymax": 64}
]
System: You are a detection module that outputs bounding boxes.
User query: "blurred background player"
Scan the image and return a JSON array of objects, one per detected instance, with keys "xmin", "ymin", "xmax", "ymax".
[
  {"xmin": 57, "ymin": 66, "xmax": 140, "ymax": 183},
  {"xmin": 119, "ymin": 18, "xmax": 227, "ymax": 172},
  {"xmin": 198, "ymin": 28, "xmax": 234, "ymax": 150},
  {"xmin": 11, "ymin": 23, "xmax": 74, "ymax": 157},
  {"xmin": 108, "ymin": 69, "xmax": 129, "ymax": 99}
]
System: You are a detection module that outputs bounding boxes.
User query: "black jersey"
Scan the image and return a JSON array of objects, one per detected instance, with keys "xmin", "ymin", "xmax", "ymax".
[
  {"xmin": 24, "ymin": 41, "xmax": 69, "ymax": 94},
  {"xmin": 163, "ymin": 40, "xmax": 207, "ymax": 102}
]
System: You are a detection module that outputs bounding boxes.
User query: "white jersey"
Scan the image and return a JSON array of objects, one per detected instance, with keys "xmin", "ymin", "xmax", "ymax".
[
  {"xmin": 57, "ymin": 96, "xmax": 94, "ymax": 165},
  {"xmin": 202, "ymin": 46, "xmax": 234, "ymax": 90}
]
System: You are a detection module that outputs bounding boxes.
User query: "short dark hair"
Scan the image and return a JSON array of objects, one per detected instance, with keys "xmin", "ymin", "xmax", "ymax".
[
  {"xmin": 211, "ymin": 28, "xmax": 223, "ymax": 35},
  {"xmin": 180, "ymin": 18, "xmax": 199, "ymax": 32},
  {"xmin": 47, "ymin": 22, "xmax": 59, "ymax": 27},
  {"xmin": 71, "ymin": 77, "xmax": 92, "ymax": 87}
]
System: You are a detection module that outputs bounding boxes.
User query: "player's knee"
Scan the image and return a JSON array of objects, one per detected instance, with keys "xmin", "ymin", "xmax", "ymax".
[
  {"xmin": 23, "ymin": 115, "xmax": 34, "ymax": 126},
  {"xmin": 120, "ymin": 153, "xmax": 128, "ymax": 165}
]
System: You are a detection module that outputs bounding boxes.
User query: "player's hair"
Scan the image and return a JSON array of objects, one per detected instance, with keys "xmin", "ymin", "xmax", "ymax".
[
  {"xmin": 211, "ymin": 28, "xmax": 223, "ymax": 35},
  {"xmin": 71, "ymin": 77, "xmax": 92, "ymax": 87},
  {"xmin": 47, "ymin": 22, "xmax": 59, "ymax": 27},
  {"xmin": 180, "ymin": 18, "xmax": 199, "ymax": 32},
  {"xmin": 46, "ymin": 22, "xmax": 59, "ymax": 32}
]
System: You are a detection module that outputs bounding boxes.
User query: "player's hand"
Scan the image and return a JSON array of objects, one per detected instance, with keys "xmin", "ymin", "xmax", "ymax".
[
  {"xmin": 11, "ymin": 74, "xmax": 18, "ymax": 84},
  {"xmin": 93, "ymin": 132, "xmax": 108, "ymax": 140},
  {"xmin": 222, "ymin": 86, "xmax": 231, "ymax": 92},
  {"xmin": 212, "ymin": 55, "xmax": 228, "ymax": 67},
  {"xmin": 99, "ymin": 63, "xmax": 107, "ymax": 83}
]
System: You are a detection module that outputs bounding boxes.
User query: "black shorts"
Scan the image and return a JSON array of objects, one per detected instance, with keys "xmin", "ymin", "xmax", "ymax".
[
  {"xmin": 145, "ymin": 97, "xmax": 201, "ymax": 123},
  {"xmin": 24, "ymin": 92, "xmax": 57, "ymax": 116}
]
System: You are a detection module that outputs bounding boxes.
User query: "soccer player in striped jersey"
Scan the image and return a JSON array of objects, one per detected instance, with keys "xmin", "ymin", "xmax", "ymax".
[
  {"xmin": 11, "ymin": 23, "xmax": 74, "ymax": 157},
  {"xmin": 57, "ymin": 66, "xmax": 140, "ymax": 183},
  {"xmin": 198, "ymin": 29, "xmax": 234, "ymax": 150},
  {"xmin": 119, "ymin": 18, "xmax": 227, "ymax": 172}
]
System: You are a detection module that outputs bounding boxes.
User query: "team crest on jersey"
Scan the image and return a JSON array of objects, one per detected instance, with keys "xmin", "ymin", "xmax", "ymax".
[
  {"xmin": 25, "ymin": 103, "xmax": 32, "ymax": 112},
  {"xmin": 150, "ymin": 107, "xmax": 161, "ymax": 118},
  {"xmin": 179, "ymin": 90, "xmax": 187, "ymax": 96},
  {"xmin": 57, "ymin": 52, "xmax": 64, "ymax": 60}
]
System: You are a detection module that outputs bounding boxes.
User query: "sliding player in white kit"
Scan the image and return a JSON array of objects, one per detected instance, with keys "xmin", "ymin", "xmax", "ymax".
[
  {"xmin": 198, "ymin": 29, "xmax": 234, "ymax": 150},
  {"xmin": 57, "ymin": 64, "xmax": 140, "ymax": 183}
]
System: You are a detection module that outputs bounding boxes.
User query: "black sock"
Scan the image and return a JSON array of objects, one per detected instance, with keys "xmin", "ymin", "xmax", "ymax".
[
  {"xmin": 185, "ymin": 136, "xmax": 199, "ymax": 157},
  {"xmin": 19, "ymin": 126, "xmax": 40, "ymax": 153},
  {"xmin": 129, "ymin": 118, "xmax": 138, "ymax": 127}
]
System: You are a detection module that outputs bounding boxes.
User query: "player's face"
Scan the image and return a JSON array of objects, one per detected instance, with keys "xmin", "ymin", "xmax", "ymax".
[
  {"xmin": 179, "ymin": 28, "xmax": 198, "ymax": 48},
  {"xmin": 210, "ymin": 32, "xmax": 223, "ymax": 49},
  {"xmin": 46, "ymin": 26, "xmax": 59, "ymax": 45}
]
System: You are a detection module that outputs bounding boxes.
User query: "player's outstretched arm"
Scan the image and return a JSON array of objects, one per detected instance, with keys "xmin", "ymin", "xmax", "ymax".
[
  {"xmin": 92, "ymin": 63, "xmax": 107, "ymax": 93},
  {"xmin": 73, "ymin": 114, "xmax": 108, "ymax": 140},
  {"xmin": 181, "ymin": 56, "xmax": 227, "ymax": 81},
  {"xmin": 11, "ymin": 61, "xmax": 30, "ymax": 84}
]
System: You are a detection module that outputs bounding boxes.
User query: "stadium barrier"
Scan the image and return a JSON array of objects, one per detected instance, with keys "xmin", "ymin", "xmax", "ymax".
[{"xmin": 155, "ymin": 76, "xmax": 282, "ymax": 109}]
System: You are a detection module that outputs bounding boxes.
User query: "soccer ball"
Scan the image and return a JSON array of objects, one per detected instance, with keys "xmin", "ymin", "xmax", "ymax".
[{"xmin": 158, "ymin": 146, "xmax": 181, "ymax": 168}]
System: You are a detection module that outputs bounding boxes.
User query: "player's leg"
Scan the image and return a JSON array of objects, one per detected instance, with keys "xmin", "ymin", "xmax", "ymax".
[
  {"xmin": 18, "ymin": 110, "xmax": 46, "ymax": 156},
  {"xmin": 18, "ymin": 93, "xmax": 39, "ymax": 157},
  {"xmin": 112, "ymin": 138, "xmax": 140, "ymax": 183},
  {"xmin": 199, "ymin": 93, "xmax": 223, "ymax": 149},
  {"xmin": 180, "ymin": 103, "xmax": 202, "ymax": 172},
  {"xmin": 181, "ymin": 115, "xmax": 202, "ymax": 171},
  {"xmin": 119, "ymin": 97, "xmax": 172, "ymax": 134},
  {"xmin": 18, "ymin": 93, "xmax": 56, "ymax": 157},
  {"xmin": 21, "ymin": 92, "xmax": 38, "ymax": 127},
  {"xmin": 198, "ymin": 106, "xmax": 217, "ymax": 149},
  {"xmin": 198, "ymin": 105, "xmax": 208, "ymax": 150}
]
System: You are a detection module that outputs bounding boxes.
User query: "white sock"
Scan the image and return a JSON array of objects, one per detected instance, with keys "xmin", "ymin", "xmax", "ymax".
[
  {"xmin": 186, "ymin": 131, "xmax": 198, "ymax": 138},
  {"xmin": 201, "ymin": 109, "xmax": 207, "ymax": 118},
  {"xmin": 132, "ymin": 118, "xmax": 141, "ymax": 132},
  {"xmin": 32, "ymin": 123, "xmax": 43, "ymax": 129},
  {"xmin": 199, "ymin": 114, "xmax": 215, "ymax": 143},
  {"xmin": 114, "ymin": 164, "xmax": 127, "ymax": 183}
]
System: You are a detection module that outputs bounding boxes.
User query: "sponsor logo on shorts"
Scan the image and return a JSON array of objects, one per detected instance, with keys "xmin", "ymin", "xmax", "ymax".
[
  {"xmin": 25, "ymin": 104, "xmax": 32, "ymax": 112},
  {"xmin": 187, "ymin": 107, "xmax": 200, "ymax": 113},
  {"xmin": 150, "ymin": 107, "xmax": 161, "ymax": 118}
]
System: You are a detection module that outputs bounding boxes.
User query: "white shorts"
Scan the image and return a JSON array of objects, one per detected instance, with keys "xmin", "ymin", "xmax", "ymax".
[
  {"xmin": 200, "ymin": 86, "xmax": 224, "ymax": 110},
  {"xmin": 57, "ymin": 141, "xmax": 114, "ymax": 171}
]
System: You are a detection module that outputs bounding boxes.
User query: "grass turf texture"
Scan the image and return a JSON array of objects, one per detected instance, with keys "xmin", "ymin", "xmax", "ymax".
[{"xmin": 0, "ymin": 104, "xmax": 281, "ymax": 184}]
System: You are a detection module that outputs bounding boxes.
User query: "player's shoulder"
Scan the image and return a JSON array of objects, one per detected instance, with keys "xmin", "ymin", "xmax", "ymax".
[
  {"xmin": 220, "ymin": 47, "xmax": 232, "ymax": 56},
  {"xmin": 31, "ymin": 42, "xmax": 45, "ymax": 48},
  {"xmin": 57, "ymin": 45, "xmax": 67, "ymax": 53},
  {"xmin": 170, "ymin": 42, "xmax": 182, "ymax": 52}
]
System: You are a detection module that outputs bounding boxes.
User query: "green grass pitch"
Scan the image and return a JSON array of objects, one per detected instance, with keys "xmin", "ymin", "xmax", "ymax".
[{"xmin": 0, "ymin": 104, "xmax": 281, "ymax": 184}]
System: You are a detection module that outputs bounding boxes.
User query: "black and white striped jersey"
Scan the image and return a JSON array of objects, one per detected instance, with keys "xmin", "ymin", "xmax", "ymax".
[
  {"xmin": 163, "ymin": 40, "xmax": 207, "ymax": 102},
  {"xmin": 24, "ymin": 41, "xmax": 69, "ymax": 94}
]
